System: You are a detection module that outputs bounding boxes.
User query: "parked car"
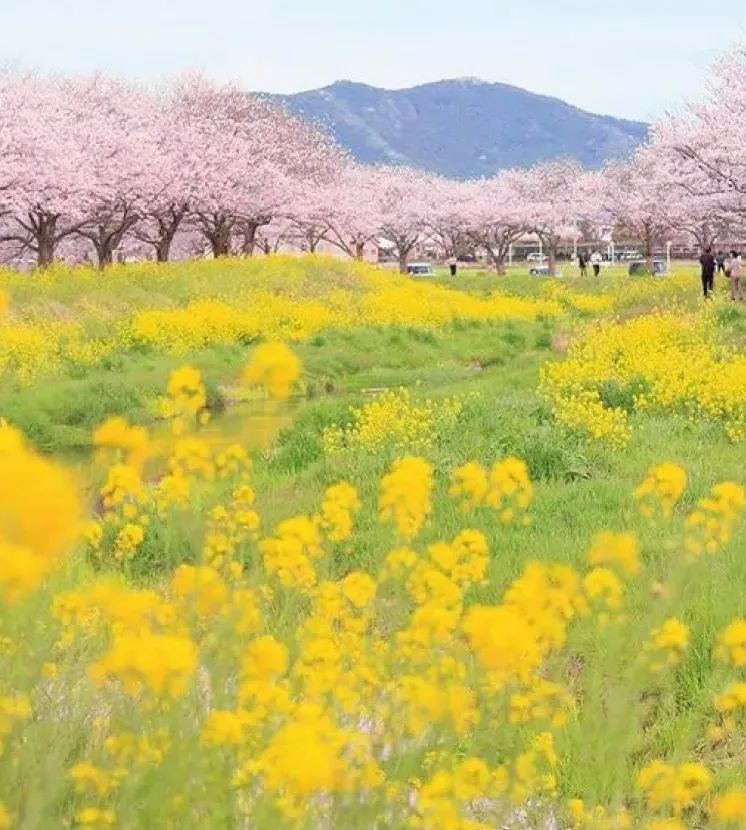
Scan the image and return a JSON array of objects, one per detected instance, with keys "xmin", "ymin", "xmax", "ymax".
[
  {"xmin": 406, "ymin": 262, "xmax": 435, "ymax": 277},
  {"xmin": 619, "ymin": 250, "xmax": 643, "ymax": 262},
  {"xmin": 526, "ymin": 252, "xmax": 547, "ymax": 263},
  {"xmin": 529, "ymin": 265, "xmax": 551, "ymax": 276},
  {"xmin": 628, "ymin": 260, "xmax": 667, "ymax": 276}
]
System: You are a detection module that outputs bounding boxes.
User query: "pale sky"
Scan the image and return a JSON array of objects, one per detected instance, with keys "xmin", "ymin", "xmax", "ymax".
[{"xmin": 1, "ymin": 0, "xmax": 744, "ymax": 121}]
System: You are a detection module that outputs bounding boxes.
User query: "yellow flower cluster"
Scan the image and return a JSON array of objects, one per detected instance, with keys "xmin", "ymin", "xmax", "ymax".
[
  {"xmin": 243, "ymin": 341, "xmax": 301, "ymax": 401},
  {"xmin": 0, "ymin": 318, "xmax": 124, "ymax": 384},
  {"xmin": 568, "ymin": 798, "xmax": 633, "ymax": 829},
  {"xmin": 1, "ymin": 346, "xmax": 746, "ymax": 828},
  {"xmin": 541, "ymin": 308, "xmax": 746, "ymax": 447},
  {"xmin": 322, "ymin": 388, "xmax": 463, "ymax": 454},
  {"xmin": 0, "ymin": 258, "xmax": 707, "ymax": 390},
  {"xmin": 716, "ymin": 619, "xmax": 746, "ymax": 668},
  {"xmin": 540, "ymin": 274, "xmax": 694, "ymax": 317},
  {"xmin": 551, "ymin": 388, "xmax": 632, "ymax": 449},
  {"xmin": 644, "ymin": 618, "xmax": 690, "ymax": 673},
  {"xmin": 0, "ymin": 256, "xmax": 568, "ymax": 384},
  {"xmin": 379, "ymin": 456, "xmax": 434, "ymax": 538},
  {"xmin": 411, "ymin": 733, "xmax": 559, "ymax": 828},
  {"xmin": 635, "ymin": 463, "xmax": 688, "ymax": 518},
  {"xmin": 587, "ymin": 531, "xmax": 641, "ymax": 577},
  {"xmin": 684, "ymin": 481, "xmax": 746, "ymax": 558},
  {"xmin": 159, "ymin": 364, "xmax": 208, "ymax": 433},
  {"xmin": 75, "ymin": 807, "xmax": 116, "ymax": 827},
  {"xmin": 582, "ymin": 567, "xmax": 624, "ymax": 618},
  {"xmin": 714, "ymin": 682, "xmax": 746, "ymax": 718},
  {"xmin": 318, "ymin": 482, "xmax": 361, "ymax": 542},
  {"xmin": 259, "ymin": 516, "xmax": 324, "ymax": 590},
  {"xmin": 636, "ymin": 760, "xmax": 712, "ymax": 814},
  {"xmin": 450, "ymin": 456, "xmax": 534, "ymax": 523},
  {"xmin": 0, "ymin": 423, "xmax": 81, "ymax": 601},
  {"xmin": 85, "ymin": 363, "xmax": 289, "ymax": 571},
  {"xmin": 712, "ymin": 788, "xmax": 746, "ymax": 825},
  {"xmin": 88, "ymin": 631, "xmax": 198, "ymax": 698},
  {"xmin": 202, "ymin": 482, "xmax": 261, "ymax": 574},
  {"xmin": 93, "ymin": 416, "xmax": 150, "ymax": 471}
]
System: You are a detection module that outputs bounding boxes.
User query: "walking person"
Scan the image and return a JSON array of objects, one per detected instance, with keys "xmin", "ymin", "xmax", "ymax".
[
  {"xmin": 699, "ymin": 247, "xmax": 716, "ymax": 299},
  {"xmin": 590, "ymin": 250, "xmax": 602, "ymax": 277},
  {"xmin": 728, "ymin": 250, "xmax": 744, "ymax": 302},
  {"xmin": 447, "ymin": 255, "xmax": 458, "ymax": 277},
  {"xmin": 578, "ymin": 250, "xmax": 588, "ymax": 277},
  {"xmin": 716, "ymin": 250, "xmax": 727, "ymax": 276}
]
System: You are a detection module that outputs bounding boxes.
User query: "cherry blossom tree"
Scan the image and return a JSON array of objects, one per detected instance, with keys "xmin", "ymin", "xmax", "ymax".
[
  {"xmin": 460, "ymin": 174, "xmax": 528, "ymax": 274},
  {"xmin": 129, "ymin": 86, "xmax": 196, "ymax": 263},
  {"xmin": 376, "ymin": 166, "xmax": 435, "ymax": 273},
  {"xmin": 653, "ymin": 45, "xmax": 746, "ymax": 248},
  {"xmin": 645, "ymin": 141, "xmax": 732, "ymax": 250},
  {"xmin": 256, "ymin": 219, "xmax": 293, "ymax": 255},
  {"xmin": 70, "ymin": 76, "xmax": 163, "ymax": 268},
  {"xmin": 170, "ymin": 78, "xmax": 343, "ymax": 258},
  {"xmin": 424, "ymin": 176, "xmax": 474, "ymax": 261},
  {"xmin": 287, "ymin": 179, "xmax": 332, "ymax": 254},
  {"xmin": 321, "ymin": 164, "xmax": 382, "ymax": 260},
  {"xmin": 0, "ymin": 74, "xmax": 93, "ymax": 268},
  {"xmin": 601, "ymin": 148, "xmax": 679, "ymax": 273},
  {"xmin": 509, "ymin": 160, "xmax": 588, "ymax": 275},
  {"xmin": 656, "ymin": 45, "xmax": 746, "ymax": 198}
]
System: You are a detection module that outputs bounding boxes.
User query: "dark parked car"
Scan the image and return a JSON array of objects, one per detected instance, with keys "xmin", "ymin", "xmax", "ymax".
[
  {"xmin": 406, "ymin": 262, "xmax": 435, "ymax": 277},
  {"xmin": 629, "ymin": 260, "xmax": 667, "ymax": 276}
]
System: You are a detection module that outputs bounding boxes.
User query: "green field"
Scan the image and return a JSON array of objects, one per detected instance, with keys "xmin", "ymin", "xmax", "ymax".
[{"xmin": 2, "ymin": 257, "xmax": 746, "ymax": 829}]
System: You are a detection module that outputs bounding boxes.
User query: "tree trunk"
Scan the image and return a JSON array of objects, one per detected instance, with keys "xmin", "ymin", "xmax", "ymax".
[
  {"xmin": 485, "ymin": 246, "xmax": 507, "ymax": 275},
  {"xmin": 92, "ymin": 225, "xmax": 132, "ymax": 269},
  {"xmin": 25, "ymin": 212, "xmax": 59, "ymax": 269},
  {"xmin": 37, "ymin": 236, "xmax": 55, "ymax": 269},
  {"xmin": 196, "ymin": 214, "xmax": 234, "ymax": 258},
  {"xmin": 547, "ymin": 247, "xmax": 557, "ymax": 277},
  {"xmin": 95, "ymin": 240, "xmax": 115, "ymax": 269},
  {"xmin": 211, "ymin": 233, "xmax": 231, "ymax": 258},
  {"xmin": 156, "ymin": 237, "xmax": 172, "ymax": 263},
  {"xmin": 36, "ymin": 214, "xmax": 58, "ymax": 269},
  {"xmin": 354, "ymin": 240, "xmax": 365, "ymax": 261},
  {"xmin": 398, "ymin": 251, "xmax": 408, "ymax": 274},
  {"xmin": 77, "ymin": 209, "xmax": 139, "ymax": 270},
  {"xmin": 240, "ymin": 223, "xmax": 258, "ymax": 256},
  {"xmin": 134, "ymin": 207, "xmax": 187, "ymax": 264},
  {"xmin": 154, "ymin": 208, "xmax": 186, "ymax": 263},
  {"xmin": 238, "ymin": 217, "xmax": 273, "ymax": 256},
  {"xmin": 644, "ymin": 228, "xmax": 654, "ymax": 275}
]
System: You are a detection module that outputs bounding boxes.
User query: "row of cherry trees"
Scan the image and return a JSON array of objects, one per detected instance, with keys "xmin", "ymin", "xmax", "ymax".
[
  {"xmin": 0, "ymin": 71, "xmax": 596, "ymax": 275},
  {"xmin": 0, "ymin": 73, "xmax": 346, "ymax": 268},
  {"xmin": 1, "ymin": 47, "xmax": 745, "ymax": 273}
]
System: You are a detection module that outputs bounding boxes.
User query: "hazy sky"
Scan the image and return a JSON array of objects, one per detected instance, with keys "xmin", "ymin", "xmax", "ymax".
[{"xmin": 2, "ymin": 0, "xmax": 744, "ymax": 121}]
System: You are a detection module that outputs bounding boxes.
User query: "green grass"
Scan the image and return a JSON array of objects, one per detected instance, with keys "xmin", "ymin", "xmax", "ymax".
[
  {"xmin": 3, "ymin": 257, "xmax": 745, "ymax": 819},
  {"xmin": 244, "ymin": 344, "xmax": 746, "ymax": 805}
]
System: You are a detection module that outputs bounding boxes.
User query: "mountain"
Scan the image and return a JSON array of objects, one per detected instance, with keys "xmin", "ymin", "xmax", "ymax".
[{"xmin": 265, "ymin": 78, "xmax": 648, "ymax": 179}]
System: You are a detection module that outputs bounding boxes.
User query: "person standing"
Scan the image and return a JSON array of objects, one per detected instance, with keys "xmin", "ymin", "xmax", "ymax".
[
  {"xmin": 699, "ymin": 247, "xmax": 716, "ymax": 299},
  {"xmin": 728, "ymin": 250, "xmax": 744, "ymax": 302},
  {"xmin": 716, "ymin": 251, "xmax": 727, "ymax": 276},
  {"xmin": 590, "ymin": 250, "xmax": 602, "ymax": 277},
  {"xmin": 447, "ymin": 255, "xmax": 458, "ymax": 277},
  {"xmin": 578, "ymin": 251, "xmax": 588, "ymax": 277}
]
